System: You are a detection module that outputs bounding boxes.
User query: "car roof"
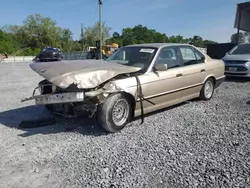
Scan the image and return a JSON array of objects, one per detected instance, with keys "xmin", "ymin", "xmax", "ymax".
[{"xmin": 125, "ymin": 43, "xmax": 193, "ymax": 48}]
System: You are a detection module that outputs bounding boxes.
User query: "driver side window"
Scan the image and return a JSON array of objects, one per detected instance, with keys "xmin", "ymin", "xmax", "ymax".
[{"xmin": 155, "ymin": 47, "xmax": 180, "ymax": 69}]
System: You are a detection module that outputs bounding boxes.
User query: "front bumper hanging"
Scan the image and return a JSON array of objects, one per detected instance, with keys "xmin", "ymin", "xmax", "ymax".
[
  {"xmin": 21, "ymin": 85, "xmax": 85, "ymax": 104},
  {"xmin": 22, "ymin": 92, "xmax": 85, "ymax": 105}
]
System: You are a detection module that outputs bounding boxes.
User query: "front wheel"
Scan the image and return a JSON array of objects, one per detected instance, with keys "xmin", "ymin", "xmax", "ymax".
[
  {"xmin": 199, "ymin": 78, "xmax": 215, "ymax": 100},
  {"xmin": 97, "ymin": 93, "xmax": 132, "ymax": 133}
]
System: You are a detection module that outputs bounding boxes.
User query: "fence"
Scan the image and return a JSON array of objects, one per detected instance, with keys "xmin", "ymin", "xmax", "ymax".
[
  {"xmin": 1, "ymin": 56, "xmax": 35, "ymax": 63},
  {"xmin": 0, "ymin": 51, "xmax": 90, "ymax": 63},
  {"xmin": 1, "ymin": 48, "xmax": 207, "ymax": 63},
  {"xmin": 62, "ymin": 51, "xmax": 89, "ymax": 60}
]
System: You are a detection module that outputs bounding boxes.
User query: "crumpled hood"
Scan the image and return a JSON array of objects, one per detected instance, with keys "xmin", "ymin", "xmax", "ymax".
[{"xmin": 29, "ymin": 59, "xmax": 141, "ymax": 89}]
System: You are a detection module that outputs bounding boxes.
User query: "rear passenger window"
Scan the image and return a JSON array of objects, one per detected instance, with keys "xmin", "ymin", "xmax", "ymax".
[
  {"xmin": 193, "ymin": 48, "xmax": 205, "ymax": 63},
  {"xmin": 180, "ymin": 47, "xmax": 197, "ymax": 66},
  {"xmin": 179, "ymin": 46, "xmax": 205, "ymax": 66}
]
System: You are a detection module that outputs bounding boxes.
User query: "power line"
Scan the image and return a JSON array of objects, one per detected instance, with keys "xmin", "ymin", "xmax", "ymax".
[{"xmin": 91, "ymin": 4, "xmax": 98, "ymax": 26}]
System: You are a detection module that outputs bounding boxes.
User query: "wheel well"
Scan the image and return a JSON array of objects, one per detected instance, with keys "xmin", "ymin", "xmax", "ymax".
[
  {"xmin": 206, "ymin": 76, "xmax": 216, "ymax": 85},
  {"xmin": 121, "ymin": 92, "xmax": 136, "ymax": 117}
]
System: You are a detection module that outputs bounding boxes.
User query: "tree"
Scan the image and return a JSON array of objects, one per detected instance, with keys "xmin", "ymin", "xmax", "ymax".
[
  {"xmin": 246, "ymin": 32, "xmax": 250, "ymax": 42},
  {"xmin": 81, "ymin": 21, "xmax": 111, "ymax": 47},
  {"xmin": 21, "ymin": 14, "xmax": 63, "ymax": 49},
  {"xmin": 107, "ymin": 24, "xmax": 217, "ymax": 48},
  {"xmin": 1, "ymin": 14, "xmax": 78, "ymax": 55},
  {"xmin": 112, "ymin": 32, "xmax": 120, "ymax": 39},
  {"xmin": 61, "ymin": 29, "xmax": 73, "ymax": 52},
  {"xmin": 1, "ymin": 14, "xmax": 220, "ymax": 55},
  {"xmin": 231, "ymin": 32, "xmax": 246, "ymax": 44},
  {"xmin": 106, "ymin": 33, "xmax": 123, "ymax": 47},
  {"xmin": 0, "ymin": 29, "xmax": 16, "ymax": 53},
  {"xmin": 191, "ymin": 35, "xmax": 203, "ymax": 47}
]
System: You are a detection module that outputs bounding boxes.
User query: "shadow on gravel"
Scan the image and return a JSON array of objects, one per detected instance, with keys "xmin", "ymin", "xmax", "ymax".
[
  {"xmin": 0, "ymin": 102, "xmax": 189, "ymax": 137},
  {"xmin": 225, "ymin": 77, "xmax": 250, "ymax": 83},
  {"xmin": 132, "ymin": 102, "xmax": 186, "ymax": 122},
  {"xmin": 0, "ymin": 105, "xmax": 107, "ymax": 137},
  {"xmin": 247, "ymin": 101, "xmax": 250, "ymax": 105}
]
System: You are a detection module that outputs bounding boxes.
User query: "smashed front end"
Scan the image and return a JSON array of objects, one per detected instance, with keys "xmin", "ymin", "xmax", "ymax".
[
  {"xmin": 21, "ymin": 60, "xmax": 141, "ymax": 118},
  {"xmin": 21, "ymin": 79, "xmax": 105, "ymax": 118}
]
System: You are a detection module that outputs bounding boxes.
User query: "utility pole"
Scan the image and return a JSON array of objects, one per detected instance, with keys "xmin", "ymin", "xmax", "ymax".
[
  {"xmin": 98, "ymin": 0, "xmax": 102, "ymax": 60},
  {"xmin": 81, "ymin": 23, "xmax": 84, "ymax": 51}
]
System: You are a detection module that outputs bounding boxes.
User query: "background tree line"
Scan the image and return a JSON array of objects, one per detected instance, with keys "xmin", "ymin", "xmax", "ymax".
[{"xmin": 1, "ymin": 13, "xmax": 248, "ymax": 56}]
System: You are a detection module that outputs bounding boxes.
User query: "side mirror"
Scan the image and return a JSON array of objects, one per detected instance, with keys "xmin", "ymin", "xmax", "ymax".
[{"xmin": 155, "ymin": 64, "xmax": 168, "ymax": 71}]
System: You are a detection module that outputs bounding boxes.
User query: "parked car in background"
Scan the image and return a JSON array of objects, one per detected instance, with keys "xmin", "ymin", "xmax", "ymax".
[
  {"xmin": 37, "ymin": 47, "xmax": 63, "ymax": 62},
  {"xmin": 222, "ymin": 42, "xmax": 250, "ymax": 77},
  {"xmin": 22, "ymin": 43, "xmax": 225, "ymax": 133}
]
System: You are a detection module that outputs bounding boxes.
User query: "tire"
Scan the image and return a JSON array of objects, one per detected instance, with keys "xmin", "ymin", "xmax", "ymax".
[
  {"xmin": 97, "ymin": 93, "xmax": 132, "ymax": 133},
  {"xmin": 199, "ymin": 78, "xmax": 215, "ymax": 100}
]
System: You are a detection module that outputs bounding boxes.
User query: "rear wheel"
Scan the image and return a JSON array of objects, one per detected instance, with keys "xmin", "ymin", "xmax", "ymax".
[
  {"xmin": 199, "ymin": 78, "xmax": 215, "ymax": 100},
  {"xmin": 97, "ymin": 93, "xmax": 132, "ymax": 133}
]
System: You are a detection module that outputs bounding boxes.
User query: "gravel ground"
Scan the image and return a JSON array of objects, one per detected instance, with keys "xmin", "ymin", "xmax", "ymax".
[{"xmin": 0, "ymin": 62, "xmax": 250, "ymax": 188}]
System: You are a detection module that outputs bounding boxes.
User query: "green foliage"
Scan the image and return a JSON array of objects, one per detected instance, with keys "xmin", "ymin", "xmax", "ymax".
[
  {"xmin": 0, "ymin": 14, "xmax": 81, "ymax": 55},
  {"xmin": 80, "ymin": 21, "xmax": 111, "ymax": 47},
  {"xmin": 107, "ymin": 24, "xmax": 217, "ymax": 48},
  {"xmin": 231, "ymin": 32, "xmax": 250, "ymax": 44},
  {"xmin": 1, "ymin": 14, "xmax": 220, "ymax": 56},
  {"xmin": 0, "ymin": 29, "xmax": 19, "ymax": 53}
]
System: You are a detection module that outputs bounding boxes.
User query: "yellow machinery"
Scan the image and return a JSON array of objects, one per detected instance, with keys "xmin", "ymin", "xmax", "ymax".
[
  {"xmin": 102, "ymin": 43, "xmax": 119, "ymax": 57},
  {"xmin": 88, "ymin": 42, "xmax": 119, "ymax": 59}
]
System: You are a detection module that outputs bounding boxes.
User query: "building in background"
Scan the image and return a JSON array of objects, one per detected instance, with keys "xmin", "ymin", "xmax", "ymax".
[{"xmin": 234, "ymin": 2, "xmax": 250, "ymax": 44}]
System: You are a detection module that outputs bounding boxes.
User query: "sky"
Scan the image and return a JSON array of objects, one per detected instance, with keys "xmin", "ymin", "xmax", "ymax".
[{"xmin": 0, "ymin": 0, "xmax": 248, "ymax": 43}]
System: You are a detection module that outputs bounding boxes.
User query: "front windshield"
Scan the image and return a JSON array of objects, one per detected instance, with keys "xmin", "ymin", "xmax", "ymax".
[
  {"xmin": 229, "ymin": 43, "xmax": 250, "ymax": 55},
  {"xmin": 105, "ymin": 46, "xmax": 158, "ymax": 71}
]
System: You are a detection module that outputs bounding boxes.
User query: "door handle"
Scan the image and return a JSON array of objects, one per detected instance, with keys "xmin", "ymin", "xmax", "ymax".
[
  {"xmin": 201, "ymin": 69, "xmax": 205, "ymax": 72},
  {"xmin": 176, "ymin": 73, "xmax": 182, "ymax": 77}
]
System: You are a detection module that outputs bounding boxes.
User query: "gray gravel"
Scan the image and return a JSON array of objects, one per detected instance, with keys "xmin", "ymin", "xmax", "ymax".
[{"xmin": 0, "ymin": 62, "xmax": 250, "ymax": 188}]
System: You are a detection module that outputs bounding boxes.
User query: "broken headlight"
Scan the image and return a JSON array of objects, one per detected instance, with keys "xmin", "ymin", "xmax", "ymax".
[
  {"xmin": 103, "ymin": 81, "xmax": 118, "ymax": 92},
  {"xmin": 38, "ymin": 84, "xmax": 57, "ymax": 94}
]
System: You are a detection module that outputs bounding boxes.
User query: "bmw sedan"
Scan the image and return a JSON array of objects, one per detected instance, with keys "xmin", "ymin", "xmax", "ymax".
[{"xmin": 22, "ymin": 43, "xmax": 225, "ymax": 133}]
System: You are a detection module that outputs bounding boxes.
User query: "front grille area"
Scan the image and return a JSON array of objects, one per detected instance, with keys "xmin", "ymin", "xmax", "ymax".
[
  {"xmin": 39, "ymin": 52, "xmax": 54, "ymax": 58},
  {"xmin": 225, "ymin": 72, "xmax": 248, "ymax": 75},
  {"xmin": 224, "ymin": 60, "xmax": 248, "ymax": 64},
  {"xmin": 225, "ymin": 66, "xmax": 248, "ymax": 71}
]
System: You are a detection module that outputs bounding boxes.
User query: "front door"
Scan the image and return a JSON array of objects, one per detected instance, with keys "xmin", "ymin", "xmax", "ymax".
[{"xmin": 134, "ymin": 46, "xmax": 185, "ymax": 116}]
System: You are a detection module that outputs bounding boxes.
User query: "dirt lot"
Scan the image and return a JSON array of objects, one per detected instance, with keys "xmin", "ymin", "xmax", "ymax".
[{"xmin": 0, "ymin": 62, "xmax": 250, "ymax": 188}]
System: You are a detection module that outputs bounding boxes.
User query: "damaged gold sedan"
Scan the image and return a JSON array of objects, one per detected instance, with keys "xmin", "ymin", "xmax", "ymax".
[{"xmin": 22, "ymin": 43, "xmax": 225, "ymax": 132}]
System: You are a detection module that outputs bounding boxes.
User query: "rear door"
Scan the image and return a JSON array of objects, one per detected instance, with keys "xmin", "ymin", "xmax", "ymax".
[{"xmin": 178, "ymin": 45, "xmax": 207, "ymax": 100}]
